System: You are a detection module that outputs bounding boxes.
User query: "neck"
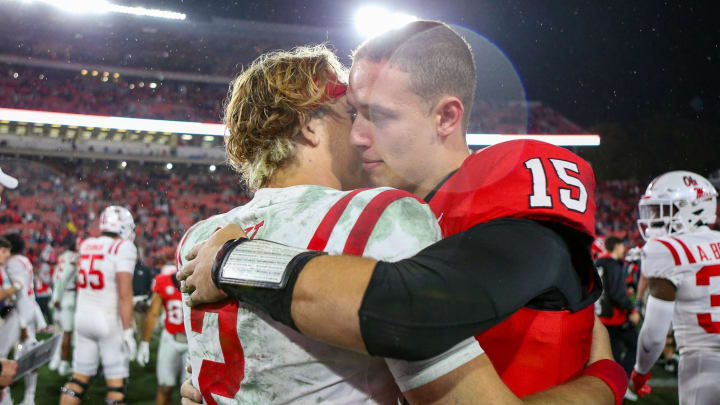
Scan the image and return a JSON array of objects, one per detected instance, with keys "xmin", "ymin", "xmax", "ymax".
[
  {"xmin": 411, "ymin": 138, "xmax": 471, "ymax": 199},
  {"xmin": 266, "ymin": 147, "xmax": 342, "ymax": 190}
]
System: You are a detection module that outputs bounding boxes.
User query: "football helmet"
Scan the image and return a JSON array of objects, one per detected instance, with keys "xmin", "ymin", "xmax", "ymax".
[
  {"xmin": 637, "ymin": 171, "xmax": 717, "ymax": 240},
  {"xmin": 99, "ymin": 205, "xmax": 136, "ymax": 241}
]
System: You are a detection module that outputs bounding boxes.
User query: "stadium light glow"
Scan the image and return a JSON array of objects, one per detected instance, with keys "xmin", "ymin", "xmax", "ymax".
[
  {"xmin": 466, "ymin": 134, "xmax": 600, "ymax": 147},
  {"xmin": 27, "ymin": 0, "xmax": 186, "ymax": 20},
  {"xmin": 0, "ymin": 108, "xmax": 226, "ymax": 136},
  {"xmin": 0, "ymin": 108, "xmax": 600, "ymax": 146},
  {"xmin": 354, "ymin": 6, "xmax": 418, "ymax": 38},
  {"xmin": 166, "ymin": 163, "xmax": 173, "ymax": 170},
  {"xmin": 209, "ymin": 164, "xmax": 217, "ymax": 172}
]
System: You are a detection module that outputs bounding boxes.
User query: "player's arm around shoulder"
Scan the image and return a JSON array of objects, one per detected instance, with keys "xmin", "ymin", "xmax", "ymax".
[{"xmin": 359, "ymin": 192, "xmax": 502, "ymax": 404}]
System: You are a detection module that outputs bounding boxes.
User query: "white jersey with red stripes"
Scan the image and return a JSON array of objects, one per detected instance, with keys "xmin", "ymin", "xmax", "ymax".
[
  {"xmin": 642, "ymin": 226, "xmax": 720, "ymax": 352},
  {"xmin": 5, "ymin": 254, "xmax": 36, "ymax": 327},
  {"xmin": 76, "ymin": 236, "xmax": 137, "ymax": 321},
  {"xmin": 177, "ymin": 185, "xmax": 484, "ymax": 405}
]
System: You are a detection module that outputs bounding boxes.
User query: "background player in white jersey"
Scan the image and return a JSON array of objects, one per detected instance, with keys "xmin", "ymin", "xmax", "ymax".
[
  {"xmin": 49, "ymin": 240, "xmax": 79, "ymax": 376},
  {"xmin": 136, "ymin": 265, "xmax": 186, "ymax": 405},
  {"xmin": 632, "ymin": 170, "xmax": 720, "ymax": 404},
  {"xmin": 0, "ymin": 236, "xmax": 22, "ymax": 405},
  {"xmin": 60, "ymin": 206, "xmax": 138, "ymax": 405},
  {"xmin": 3, "ymin": 233, "xmax": 45, "ymax": 405}
]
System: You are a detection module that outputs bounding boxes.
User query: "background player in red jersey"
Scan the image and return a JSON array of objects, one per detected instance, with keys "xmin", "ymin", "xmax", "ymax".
[
  {"xmin": 180, "ymin": 21, "xmax": 625, "ymax": 405},
  {"xmin": 137, "ymin": 266, "xmax": 186, "ymax": 405}
]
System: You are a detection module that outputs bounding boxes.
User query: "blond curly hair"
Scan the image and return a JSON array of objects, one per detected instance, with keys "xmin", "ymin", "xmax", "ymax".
[{"xmin": 224, "ymin": 44, "xmax": 348, "ymax": 190}]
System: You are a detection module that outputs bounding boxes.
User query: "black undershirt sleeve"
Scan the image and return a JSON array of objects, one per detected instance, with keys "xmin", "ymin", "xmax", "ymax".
[{"xmin": 359, "ymin": 217, "xmax": 600, "ymax": 360}]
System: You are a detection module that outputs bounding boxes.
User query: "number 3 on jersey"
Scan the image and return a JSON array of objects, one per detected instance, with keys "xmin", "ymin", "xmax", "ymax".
[
  {"xmin": 77, "ymin": 254, "xmax": 105, "ymax": 290},
  {"xmin": 524, "ymin": 157, "xmax": 588, "ymax": 213},
  {"xmin": 190, "ymin": 301, "xmax": 244, "ymax": 405},
  {"xmin": 696, "ymin": 264, "xmax": 720, "ymax": 334}
]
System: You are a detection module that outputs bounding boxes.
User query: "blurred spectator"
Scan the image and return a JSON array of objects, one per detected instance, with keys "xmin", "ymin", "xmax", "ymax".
[{"xmin": 595, "ymin": 236, "xmax": 640, "ymax": 400}]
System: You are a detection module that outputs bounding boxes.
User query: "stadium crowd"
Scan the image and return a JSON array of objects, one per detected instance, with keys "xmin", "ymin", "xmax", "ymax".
[
  {"xmin": 0, "ymin": 160, "xmax": 250, "ymax": 276},
  {"xmin": 0, "ymin": 64, "xmax": 227, "ymax": 122},
  {"xmin": 0, "ymin": 64, "xmax": 585, "ymax": 134}
]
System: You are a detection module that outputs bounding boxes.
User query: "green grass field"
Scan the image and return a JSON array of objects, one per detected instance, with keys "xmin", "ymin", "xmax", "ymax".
[
  {"xmin": 8, "ymin": 332, "xmax": 679, "ymax": 405},
  {"xmin": 8, "ymin": 330, "xmax": 181, "ymax": 405}
]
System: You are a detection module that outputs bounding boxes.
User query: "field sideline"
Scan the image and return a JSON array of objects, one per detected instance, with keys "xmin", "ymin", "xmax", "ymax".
[{"xmin": 7, "ymin": 332, "xmax": 678, "ymax": 405}]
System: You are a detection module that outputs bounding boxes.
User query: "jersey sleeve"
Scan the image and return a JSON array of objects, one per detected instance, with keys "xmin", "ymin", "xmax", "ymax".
[
  {"xmin": 385, "ymin": 336, "xmax": 484, "ymax": 392},
  {"xmin": 114, "ymin": 241, "xmax": 138, "ymax": 274},
  {"xmin": 6, "ymin": 258, "xmax": 35, "ymax": 327},
  {"xmin": 176, "ymin": 215, "xmax": 228, "ymax": 272},
  {"xmin": 642, "ymin": 239, "xmax": 684, "ymax": 286}
]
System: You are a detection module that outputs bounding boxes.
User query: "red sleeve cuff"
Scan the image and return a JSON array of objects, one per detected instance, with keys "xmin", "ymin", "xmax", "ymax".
[{"xmin": 583, "ymin": 359, "xmax": 628, "ymax": 405}]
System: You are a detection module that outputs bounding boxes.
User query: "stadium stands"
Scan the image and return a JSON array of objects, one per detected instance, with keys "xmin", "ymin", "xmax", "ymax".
[{"xmin": 0, "ymin": 159, "xmax": 250, "ymax": 269}]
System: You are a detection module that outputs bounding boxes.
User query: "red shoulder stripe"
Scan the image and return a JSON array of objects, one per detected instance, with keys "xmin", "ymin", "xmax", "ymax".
[
  {"xmin": 306, "ymin": 188, "xmax": 369, "ymax": 251},
  {"xmin": 107, "ymin": 240, "xmax": 119, "ymax": 254},
  {"xmin": 343, "ymin": 190, "xmax": 423, "ymax": 256},
  {"xmin": 113, "ymin": 240, "xmax": 124, "ymax": 255},
  {"xmin": 669, "ymin": 236, "xmax": 696, "ymax": 264},
  {"xmin": 656, "ymin": 239, "xmax": 681, "ymax": 265}
]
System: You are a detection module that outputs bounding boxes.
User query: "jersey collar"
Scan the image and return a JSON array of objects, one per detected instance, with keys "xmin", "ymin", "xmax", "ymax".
[{"xmin": 423, "ymin": 169, "xmax": 458, "ymax": 203}]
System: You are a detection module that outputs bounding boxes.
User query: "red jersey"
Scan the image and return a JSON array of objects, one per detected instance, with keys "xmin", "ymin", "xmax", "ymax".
[
  {"xmin": 428, "ymin": 139, "xmax": 597, "ymax": 397},
  {"xmin": 152, "ymin": 273, "xmax": 185, "ymax": 335}
]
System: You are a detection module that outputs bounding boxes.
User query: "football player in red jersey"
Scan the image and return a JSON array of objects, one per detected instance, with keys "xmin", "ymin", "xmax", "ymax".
[
  {"xmin": 137, "ymin": 264, "xmax": 186, "ymax": 405},
  {"xmin": 181, "ymin": 21, "xmax": 626, "ymax": 405}
]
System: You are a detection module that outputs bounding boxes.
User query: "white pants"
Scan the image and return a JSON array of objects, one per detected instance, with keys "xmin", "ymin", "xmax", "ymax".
[
  {"xmin": 157, "ymin": 330, "xmax": 189, "ymax": 387},
  {"xmin": 679, "ymin": 350, "xmax": 720, "ymax": 405},
  {"xmin": 0, "ymin": 312, "xmax": 19, "ymax": 358},
  {"xmin": 73, "ymin": 312, "xmax": 129, "ymax": 379},
  {"xmin": 15, "ymin": 322, "xmax": 38, "ymax": 404},
  {"xmin": 58, "ymin": 293, "xmax": 76, "ymax": 332}
]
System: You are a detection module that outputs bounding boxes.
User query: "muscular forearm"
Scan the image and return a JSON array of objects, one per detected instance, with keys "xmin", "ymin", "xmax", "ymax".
[
  {"xmin": 119, "ymin": 294, "xmax": 133, "ymax": 330},
  {"xmin": 117, "ymin": 274, "xmax": 134, "ymax": 330},
  {"xmin": 291, "ymin": 254, "xmax": 375, "ymax": 353},
  {"xmin": 524, "ymin": 376, "xmax": 614, "ymax": 405},
  {"xmin": 141, "ymin": 294, "xmax": 162, "ymax": 342},
  {"xmin": 141, "ymin": 309, "xmax": 159, "ymax": 342}
]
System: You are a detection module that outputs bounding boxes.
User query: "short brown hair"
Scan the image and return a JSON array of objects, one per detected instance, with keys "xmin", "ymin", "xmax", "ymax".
[
  {"xmin": 0, "ymin": 236, "xmax": 10, "ymax": 250},
  {"xmin": 604, "ymin": 236, "xmax": 624, "ymax": 253},
  {"xmin": 224, "ymin": 44, "xmax": 347, "ymax": 190},
  {"xmin": 353, "ymin": 20, "xmax": 476, "ymax": 130}
]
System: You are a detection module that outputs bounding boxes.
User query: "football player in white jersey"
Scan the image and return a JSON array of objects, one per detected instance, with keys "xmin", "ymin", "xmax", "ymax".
[
  {"xmin": 60, "ymin": 206, "xmax": 138, "ymax": 405},
  {"xmin": 0, "ymin": 236, "xmax": 22, "ymax": 405},
  {"xmin": 136, "ymin": 264, "xmax": 186, "ymax": 405},
  {"xmin": 177, "ymin": 45, "xmax": 615, "ymax": 405},
  {"xmin": 3, "ymin": 233, "xmax": 45, "ymax": 405},
  {"xmin": 632, "ymin": 171, "xmax": 720, "ymax": 404},
  {"xmin": 49, "ymin": 240, "xmax": 79, "ymax": 376}
]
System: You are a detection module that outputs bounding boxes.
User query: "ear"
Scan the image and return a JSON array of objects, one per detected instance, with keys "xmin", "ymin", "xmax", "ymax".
[
  {"xmin": 298, "ymin": 117, "xmax": 322, "ymax": 147},
  {"xmin": 434, "ymin": 96, "xmax": 465, "ymax": 138}
]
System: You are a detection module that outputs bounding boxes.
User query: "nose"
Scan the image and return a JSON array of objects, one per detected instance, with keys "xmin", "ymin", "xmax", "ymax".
[{"xmin": 350, "ymin": 118, "xmax": 371, "ymax": 149}]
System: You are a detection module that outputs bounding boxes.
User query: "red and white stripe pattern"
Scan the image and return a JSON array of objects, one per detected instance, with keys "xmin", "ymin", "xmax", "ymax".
[{"xmin": 655, "ymin": 235, "xmax": 697, "ymax": 266}]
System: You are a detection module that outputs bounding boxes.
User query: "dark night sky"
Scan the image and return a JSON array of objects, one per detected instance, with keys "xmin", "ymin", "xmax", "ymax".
[{"xmin": 122, "ymin": 0, "xmax": 719, "ymax": 128}]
